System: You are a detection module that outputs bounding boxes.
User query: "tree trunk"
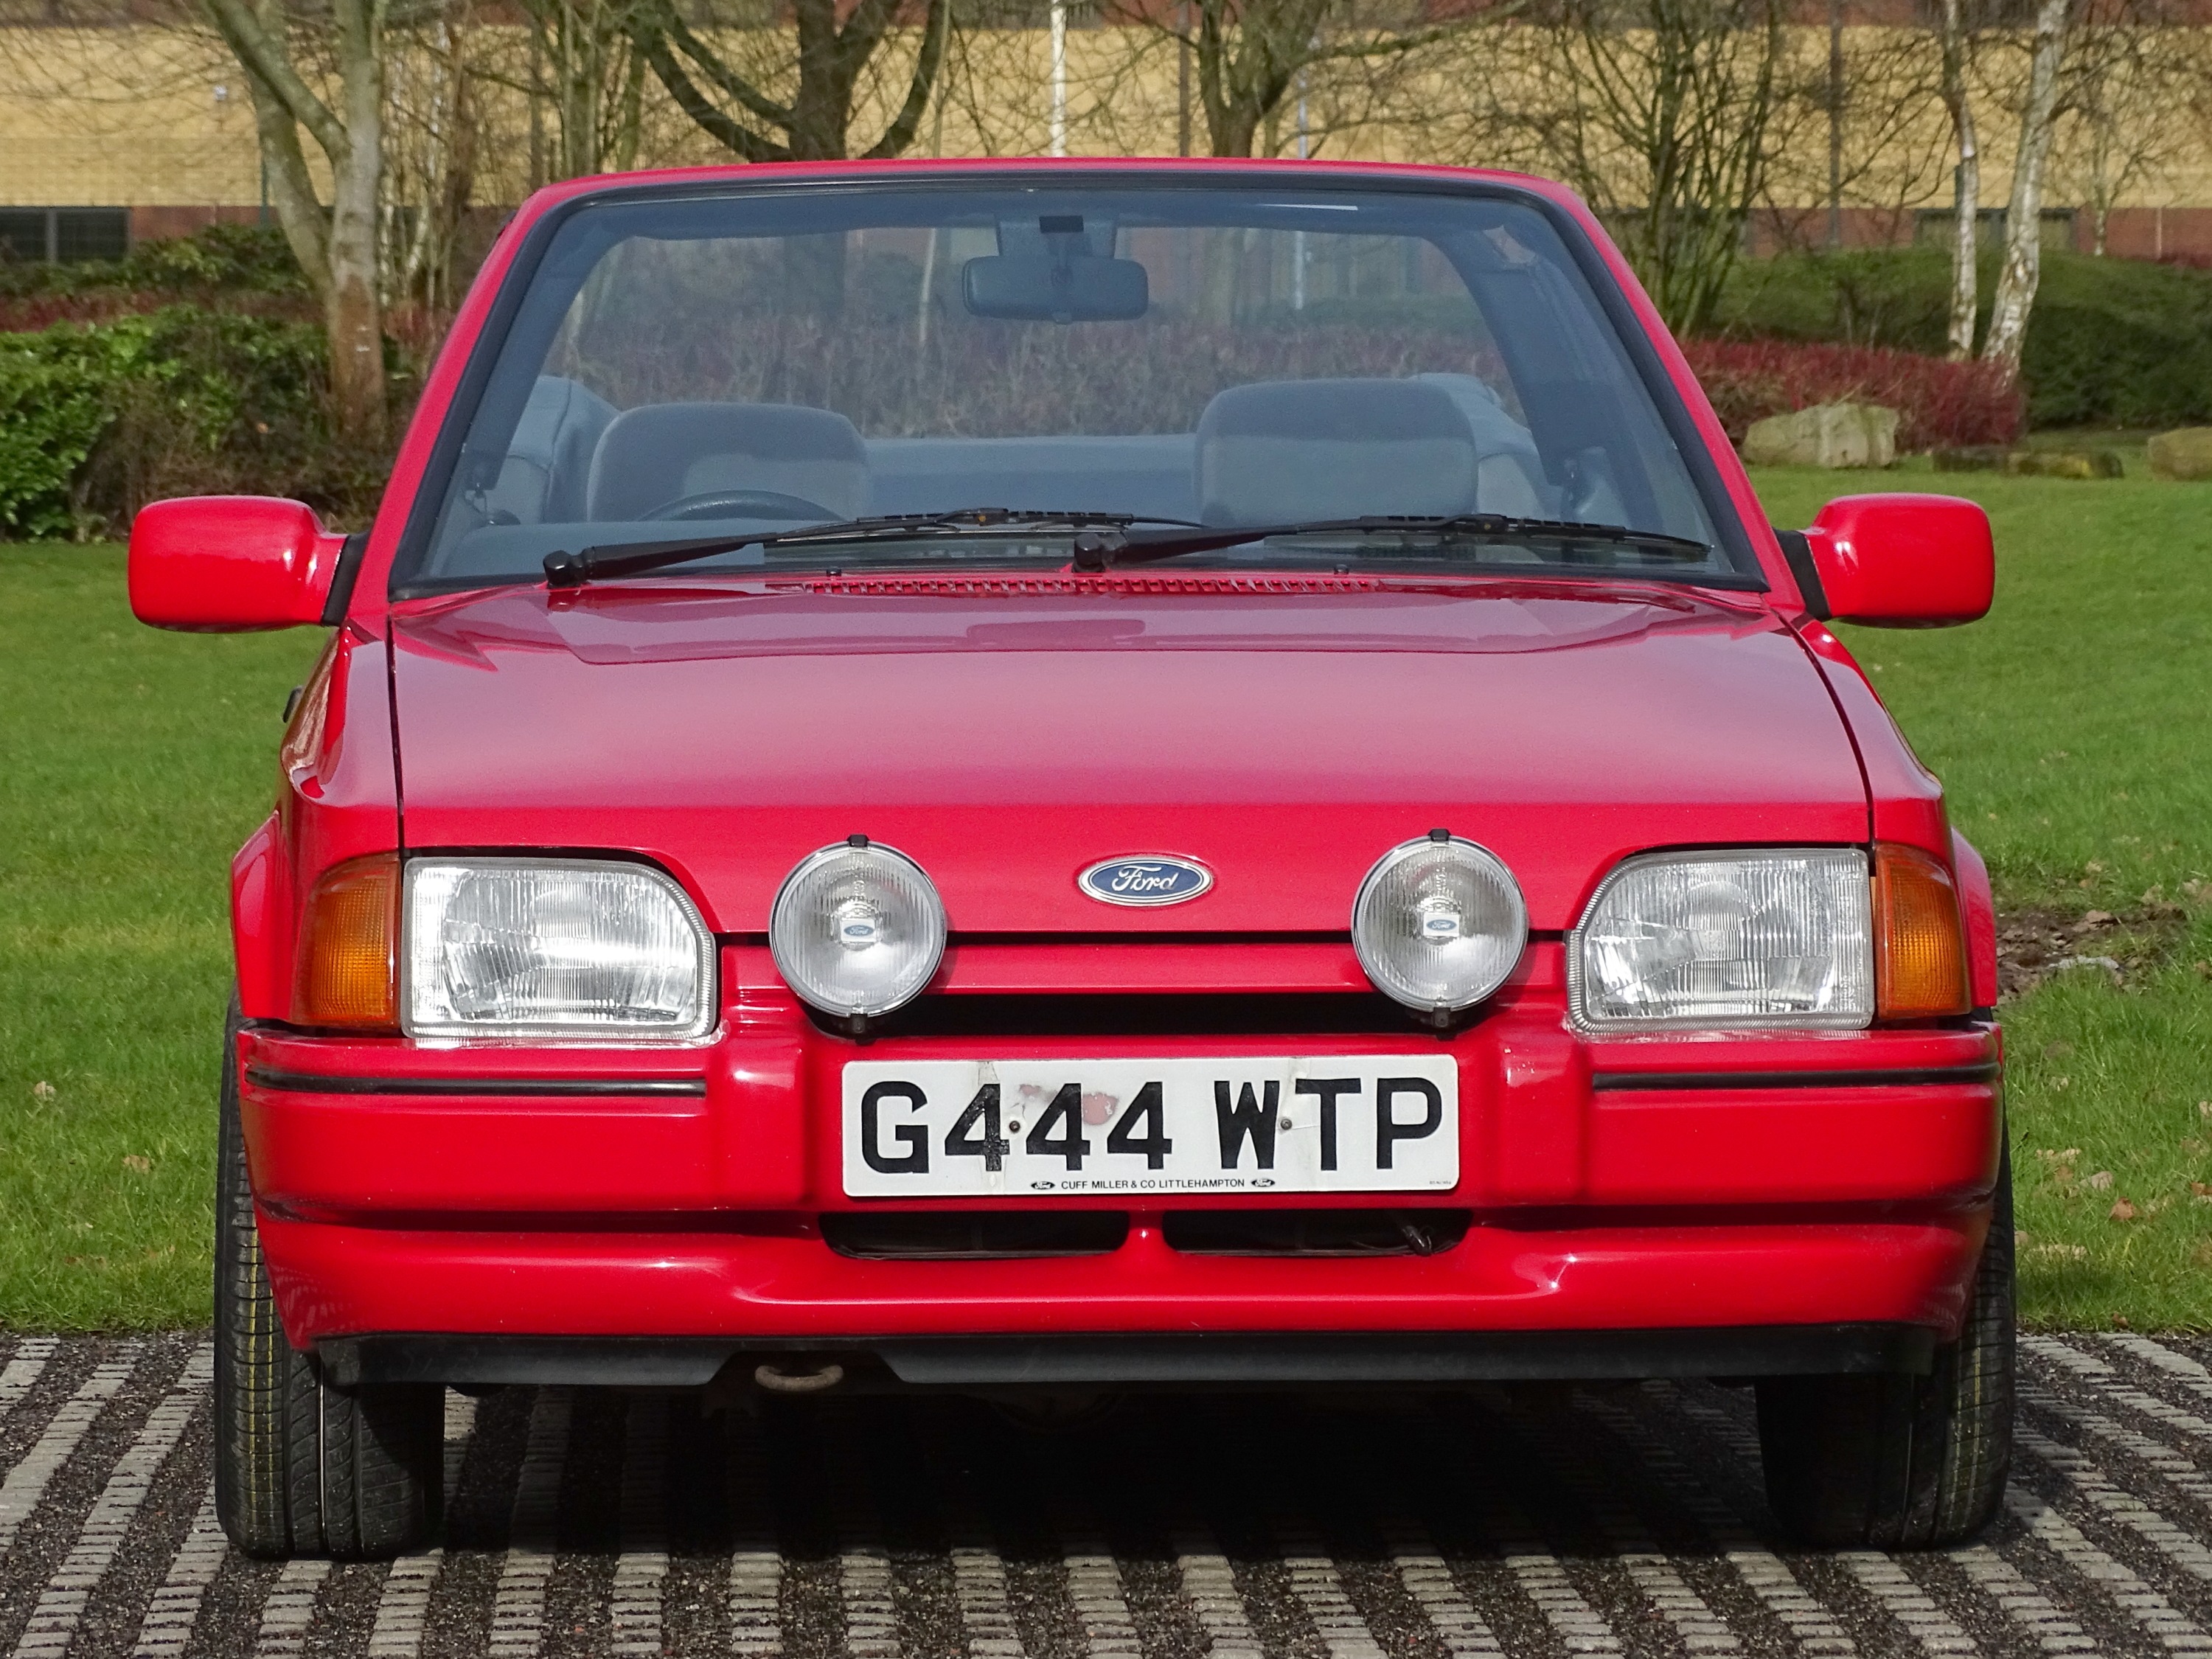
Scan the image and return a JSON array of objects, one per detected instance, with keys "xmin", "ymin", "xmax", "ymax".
[
  {"xmin": 203, "ymin": 0, "xmax": 388, "ymax": 439},
  {"xmin": 1980, "ymin": 0, "xmax": 2071, "ymax": 383},
  {"xmin": 327, "ymin": 0, "xmax": 387, "ymax": 437},
  {"xmin": 1938, "ymin": 0, "xmax": 1978, "ymax": 361}
]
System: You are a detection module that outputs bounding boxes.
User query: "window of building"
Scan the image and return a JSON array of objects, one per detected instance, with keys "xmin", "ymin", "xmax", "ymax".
[{"xmin": 0, "ymin": 207, "xmax": 131, "ymax": 265}]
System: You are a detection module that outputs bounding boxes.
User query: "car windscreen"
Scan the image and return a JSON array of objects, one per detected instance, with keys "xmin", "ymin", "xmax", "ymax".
[{"xmin": 400, "ymin": 180, "xmax": 1744, "ymax": 591}]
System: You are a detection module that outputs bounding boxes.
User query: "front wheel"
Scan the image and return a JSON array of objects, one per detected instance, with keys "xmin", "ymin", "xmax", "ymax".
[
  {"xmin": 1755, "ymin": 1147, "xmax": 2014, "ymax": 1548},
  {"xmin": 213, "ymin": 1002, "xmax": 444, "ymax": 1559}
]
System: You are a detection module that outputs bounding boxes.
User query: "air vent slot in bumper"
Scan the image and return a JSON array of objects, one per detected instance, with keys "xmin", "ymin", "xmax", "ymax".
[
  {"xmin": 1162, "ymin": 1208, "xmax": 1472, "ymax": 1257},
  {"xmin": 822, "ymin": 1211, "xmax": 1130, "ymax": 1260}
]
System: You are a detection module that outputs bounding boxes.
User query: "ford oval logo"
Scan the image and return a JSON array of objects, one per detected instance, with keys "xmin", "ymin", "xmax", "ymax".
[{"xmin": 1078, "ymin": 855, "xmax": 1215, "ymax": 908}]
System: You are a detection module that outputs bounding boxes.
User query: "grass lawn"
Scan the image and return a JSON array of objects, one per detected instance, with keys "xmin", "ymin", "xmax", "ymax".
[
  {"xmin": 1755, "ymin": 464, "xmax": 2212, "ymax": 1331},
  {"xmin": 2, "ymin": 472, "xmax": 2209, "ymax": 1330},
  {"xmin": 0, "ymin": 546, "xmax": 319, "ymax": 1328}
]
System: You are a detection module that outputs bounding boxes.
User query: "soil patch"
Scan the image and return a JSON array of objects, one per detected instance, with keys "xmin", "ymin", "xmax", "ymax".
[{"xmin": 1996, "ymin": 902, "xmax": 2193, "ymax": 998}]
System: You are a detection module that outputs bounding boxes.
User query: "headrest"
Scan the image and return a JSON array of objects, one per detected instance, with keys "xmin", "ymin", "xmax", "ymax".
[
  {"xmin": 587, "ymin": 402, "xmax": 869, "ymax": 522},
  {"xmin": 1194, "ymin": 379, "xmax": 1481, "ymax": 526}
]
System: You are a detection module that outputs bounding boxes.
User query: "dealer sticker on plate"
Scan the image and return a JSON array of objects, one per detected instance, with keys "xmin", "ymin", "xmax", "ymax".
[{"xmin": 841, "ymin": 1056, "xmax": 1458, "ymax": 1198}]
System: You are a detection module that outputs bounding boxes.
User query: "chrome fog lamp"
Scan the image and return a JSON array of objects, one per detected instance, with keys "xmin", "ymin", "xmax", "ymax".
[
  {"xmin": 770, "ymin": 838, "xmax": 946, "ymax": 1023},
  {"xmin": 1352, "ymin": 832, "xmax": 1528, "ymax": 1023},
  {"xmin": 403, "ymin": 858, "xmax": 714, "ymax": 1039},
  {"xmin": 1568, "ymin": 848, "xmax": 1873, "ymax": 1032}
]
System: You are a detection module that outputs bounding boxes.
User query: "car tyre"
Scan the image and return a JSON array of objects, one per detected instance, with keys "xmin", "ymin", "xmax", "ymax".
[
  {"xmin": 214, "ymin": 1001, "xmax": 444, "ymax": 1559},
  {"xmin": 1755, "ymin": 1145, "xmax": 2014, "ymax": 1548}
]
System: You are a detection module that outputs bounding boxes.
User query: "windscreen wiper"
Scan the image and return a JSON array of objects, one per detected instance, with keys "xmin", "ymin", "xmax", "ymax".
[
  {"xmin": 1065, "ymin": 515, "xmax": 1714, "ymax": 571},
  {"xmin": 541, "ymin": 509, "xmax": 1199, "ymax": 589}
]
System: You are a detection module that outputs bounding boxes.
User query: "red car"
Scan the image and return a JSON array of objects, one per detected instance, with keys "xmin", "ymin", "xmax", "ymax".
[{"xmin": 131, "ymin": 159, "xmax": 2006, "ymax": 1561}]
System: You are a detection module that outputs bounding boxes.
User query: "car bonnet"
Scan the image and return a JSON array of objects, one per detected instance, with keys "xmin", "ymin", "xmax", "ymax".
[{"xmin": 386, "ymin": 576, "xmax": 1868, "ymax": 934}]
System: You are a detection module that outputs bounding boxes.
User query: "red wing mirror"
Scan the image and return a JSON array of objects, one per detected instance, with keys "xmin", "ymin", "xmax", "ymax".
[
  {"xmin": 128, "ymin": 496, "xmax": 349, "ymax": 632},
  {"xmin": 1783, "ymin": 493, "xmax": 1994, "ymax": 627}
]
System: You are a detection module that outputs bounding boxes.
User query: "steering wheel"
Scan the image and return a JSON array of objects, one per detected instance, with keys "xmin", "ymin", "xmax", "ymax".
[{"xmin": 643, "ymin": 489, "xmax": 837, "ymax": 523}]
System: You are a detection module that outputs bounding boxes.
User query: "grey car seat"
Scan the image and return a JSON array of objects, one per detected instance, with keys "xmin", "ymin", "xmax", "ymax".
[
  {"xmin": 586, "ymin": 403, "xmax": 871, "ymax": 522},
  {"xmin": 487, "ymin": 375, "xmax": 618, "ymax": 525},
  {"xmin": 1194, "ymin": 379, "xmax": 1483, "ymax": 526}
]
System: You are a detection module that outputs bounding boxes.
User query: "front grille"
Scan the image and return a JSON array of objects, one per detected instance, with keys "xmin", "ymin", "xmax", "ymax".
[
  {"xmin": 1162, "ymin": 1208, "xmax": 1472, "ymax": 1257},
  {"xmin": 841, "ymin": 991, "xmax": 1419, "ymax": 1040},
  {"xmin": 821, "ymin": 1210, "xmax": 1130, "ymax": 1260}
]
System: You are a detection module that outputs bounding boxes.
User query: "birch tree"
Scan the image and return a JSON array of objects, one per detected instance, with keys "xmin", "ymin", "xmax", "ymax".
[
  {"xmin": 1980, "ymin": 0, "xmax": 2073, "ymax": 381},
  {"xmin": 1937, "ymin": 0, "xmax": 1980, "ymax": 359},
  {"xmin": 201, "ymin": 0, "xmax": 391, "ymax": 434}
]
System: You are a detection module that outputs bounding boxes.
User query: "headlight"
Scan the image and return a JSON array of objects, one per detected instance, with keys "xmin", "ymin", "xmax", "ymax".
[
  {"xmin": 770, "ymin": 839, "xmax": 946, "ymax": 1020},
  {"xmin": 403, "ymin": 860, "xmax": 714, "ymax": 1038},
  {"xmin": 1569, "ymin": 849, "xmax": 1872, "ymax": 1032},
  {"xmin": 1352, "ymin": 833, "xmax": 1528, "ymax": 1018}
]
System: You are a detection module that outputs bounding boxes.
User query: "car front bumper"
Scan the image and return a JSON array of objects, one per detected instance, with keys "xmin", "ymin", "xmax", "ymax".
[{"xmin": 238, "ymin": 980, "xmax": 2002, "ymax": 1381}]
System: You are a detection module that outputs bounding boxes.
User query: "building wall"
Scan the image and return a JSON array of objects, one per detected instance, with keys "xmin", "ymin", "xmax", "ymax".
[{"xmin": 7, "ymin": 20, "xmax": 2212, "ymax": 260}]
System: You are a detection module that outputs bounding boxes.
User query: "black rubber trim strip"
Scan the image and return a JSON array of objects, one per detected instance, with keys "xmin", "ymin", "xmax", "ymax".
[
  {"xmin": 1773, "ymin": 528, "xmax": 1831, "ymax": 620},
  {"xmin": 319, "ymin": 1322, "xmax": 1935, "ymax": 1388},
  {"xmin": 245, "ymin": 1065, "xmax": 706, "ymax": 1098},
  {"xmin": 1593, "ymin": 1061, "xmax": 2000, "ymax": 1092},
  {"xmin": 320, "ymin": 532, "xmax": 369, "ymax": 625}
]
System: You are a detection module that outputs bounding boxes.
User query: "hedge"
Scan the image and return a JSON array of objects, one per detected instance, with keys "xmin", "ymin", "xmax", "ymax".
[
  {"xmin": 1712, "ymin": 248, "xmax": 2212, "ymax": 430},
  {"xmin": 0, "ymin": 307, "xmax": 389, "ymax": 539},
  {"xmin": 1680, "ymin": 338, "xmax": 2025, "ymax": 452}
]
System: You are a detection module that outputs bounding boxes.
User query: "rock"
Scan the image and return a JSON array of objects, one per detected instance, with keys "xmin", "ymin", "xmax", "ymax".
[
  {"xmin": 2003, "ymin": 448, "xmax": 2123, "ymax": 479},
  {"xmin": 2149, "ymin": 427, "xmax": 2212, "ymax": 480},
  {"xmin": 1740, "ymin": 403, "xmax": 1899, "ymax": 469},
  {"xmin": 1935, "ymin": 445, "xmax": 2008, "ymax": 472}
]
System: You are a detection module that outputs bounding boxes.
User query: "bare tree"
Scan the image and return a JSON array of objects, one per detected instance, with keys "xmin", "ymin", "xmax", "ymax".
[
  {"xmin": 201, "ymin": 0, "xmax": 391, "ymax": 433},
  {"xmin": 1088, "ymin": 0, "xmax": 1485, "ymax": 159},
  {"xmin": 2055, "ymin": 0, "xmax": 2197, "ymax": 255},
  {"xmin": 1980, "ymin": 0, "xmax": 2072, "ymax": 381},
  {"xmin": 1463, "ymin": 0, "xmax": 1802, "ymax": 336},
  {"xmin": 1938, "ymin": 0, "xmax": 1980, "ymax": 358},
  {"xmin": 624, "ymin": 0, "xmax": 951, "ymax": 162},
  {"xmin": 518, "ymin": 0, "xmax": 647, "ymax": 179}
]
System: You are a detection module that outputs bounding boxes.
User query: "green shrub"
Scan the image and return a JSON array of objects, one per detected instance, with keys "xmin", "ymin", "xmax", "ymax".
[
  {"xmin": 0, "ymin": 350, "xmax": 110, "ymax": 539},
  {"xmin": 0, "ymin": 307, "xmax": 389, "ymax": 539},
  {"xmin": 1712, "ymin": 248, "xmax": 2212, "ymax": 429},
  {"xmin": 0, "ymin": 223, "xmax": 309, "ymax": 300}
]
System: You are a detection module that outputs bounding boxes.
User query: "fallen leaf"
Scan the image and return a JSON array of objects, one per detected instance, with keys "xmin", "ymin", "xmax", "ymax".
[
  {"xmin": 2054, "ymin": 1076, "xmax": 2072, "ymax": 1090},
  {"xmin": 2110, "ymin": 1198, "xmax": 2138, "ymax": 1220},
  {"xmin": 2114, "ymin": 1313, "xmax": 2132, "ymax": 1329},
  {"xmin": 2192, "ymin": 1181, "xmax": 2212, "ymax": 1197},
  {"xmin": 2031, "ymin": 1242, "xmax": 2090, "ymax": 1261},
  {"xmin": 2087, "ymin": 860, "xmax": 2107, "ymax": 875},
  {"xmin": 31, "ymin": 1081, "xmax": 54, "ymax": 1100},
  {"xmin": 2051, "ymin": 1165, "xmax": 2076, "ymax": 1186},
  {"xmin": 2088, "ymin": 1170, "xmax": 2115, "ymax": 1189},
  {"xmin": 121, "ymin": 1155, "xmax": 150, "ymax": 1174},
  {"xmin": 2037, "ymin": 1147, "xmax": 2084, "ymax": 1161},
  {"xmin": 2082, "ymin": 909, "xmax": 2115, "ymax": 925}
]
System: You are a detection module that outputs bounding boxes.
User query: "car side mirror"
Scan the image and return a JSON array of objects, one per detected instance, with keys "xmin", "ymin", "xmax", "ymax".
[
  {"xmin": 128, "ymin": 496, "xmax": 349, "ymax": 632},
  {"xmin": 1781, "ymin": 493, "xmax": 1994, "ymax": 628}
]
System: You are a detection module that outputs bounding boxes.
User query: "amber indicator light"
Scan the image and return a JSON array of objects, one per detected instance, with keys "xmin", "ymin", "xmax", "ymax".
[
  {"xmin": 1874, "ymin": 843, "xmax": 1970, "ymax": 1020},
  {"xmin": 293, "ymin": 852, "xmax": 400, "ymax": 1030}
]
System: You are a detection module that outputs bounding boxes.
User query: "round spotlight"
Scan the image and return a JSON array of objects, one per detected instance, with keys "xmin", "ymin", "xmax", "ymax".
[
  {"xmin": 770, "ymin": 840, "xmax": 946, "ymax": 1019},
  {"xmin": 1352, "ymin": 834, "xmax": 1527, "ymax": 1018}
]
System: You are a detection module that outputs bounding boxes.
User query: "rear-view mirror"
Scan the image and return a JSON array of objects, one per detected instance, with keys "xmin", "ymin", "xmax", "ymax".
[
  {"xmin": 962, "ymin": 254, "xmax": 1149, "ymax": 323},
  {"xmin": 128, "ymin": 495, "xmax": 347, "ymax": 632},
  {"xmin": 1789, "ymin": 493, "xmax": 1994, "ymax": 628}
]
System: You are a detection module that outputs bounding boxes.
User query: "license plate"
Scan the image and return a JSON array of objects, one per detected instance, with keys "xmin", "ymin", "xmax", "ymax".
[{"xmin": 841, "ymin": 1057, "xmax": 1458, "ymax": 1198}]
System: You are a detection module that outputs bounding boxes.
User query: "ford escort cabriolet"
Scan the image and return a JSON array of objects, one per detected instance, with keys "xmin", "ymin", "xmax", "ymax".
[{"xmin": 130, "ymin": 158, "xmax": 2006, "ymax": 1560}]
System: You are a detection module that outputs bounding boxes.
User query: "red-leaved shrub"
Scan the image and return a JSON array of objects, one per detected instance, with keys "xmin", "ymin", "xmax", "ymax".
[{"xmin": 1680, "ymin": 338, "xmax": 2024, "ymax": 453}]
